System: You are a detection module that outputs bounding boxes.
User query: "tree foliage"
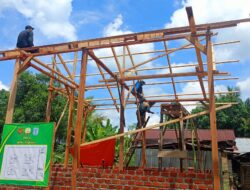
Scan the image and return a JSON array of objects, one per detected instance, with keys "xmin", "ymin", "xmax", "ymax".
[{"xmin": 192, "ymin": 87, "xmax": 250, "ymax": 137}]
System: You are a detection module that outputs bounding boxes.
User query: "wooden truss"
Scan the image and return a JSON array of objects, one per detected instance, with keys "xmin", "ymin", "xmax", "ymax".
[{"xmin": 2, "ymin": 6, "xmax": 250, "ymax": 190}]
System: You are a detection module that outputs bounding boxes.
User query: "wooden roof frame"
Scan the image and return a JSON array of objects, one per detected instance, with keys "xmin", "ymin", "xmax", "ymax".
[{"xmin": 1, "ymin": 6, "xmax": 250, "ymax": 190}]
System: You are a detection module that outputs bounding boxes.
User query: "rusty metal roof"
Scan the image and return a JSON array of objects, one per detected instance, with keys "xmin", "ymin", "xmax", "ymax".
[{"xmin": 145, "ymin": 129, "xmax": 235, "ymax": 142}]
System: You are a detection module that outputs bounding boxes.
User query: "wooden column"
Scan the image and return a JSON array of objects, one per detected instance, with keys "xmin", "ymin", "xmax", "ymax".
[
  {"xmin": 72, "ymin": 49, "xmax": 88, "ymax": 189},
  {"xmin": 64, "ymin": 90, "xmax": 74, "ymax": 168},
  {"xmin": 45, "ymin": 57, "xmax": 56, "ymax": 122},
  {"xmin": 141, "ymin": 125, "xmax": 147, "ymax": 168},
  {"xmin": 158, "ymin": 111, "xmax": 164, "ymax": 170},
  {"xmin": 5, "ymin": 59, "xmax": 20, "ymax": 123},
  {"xmin": 118, "ymin": 82, "xmax": 125, "ymax": 170},
  {"xmin": 179, "ymin": 111, "xmax": 186, "ymax": 171},
  {"xmin": 207, "ymin": 32, "xmax": 221, "ymax": 190}
]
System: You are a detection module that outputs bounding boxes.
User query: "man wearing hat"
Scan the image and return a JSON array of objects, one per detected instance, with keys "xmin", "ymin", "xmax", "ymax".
[{"xmin": 16, "ymin": 25, "xmax": 34, "ymax": 48}]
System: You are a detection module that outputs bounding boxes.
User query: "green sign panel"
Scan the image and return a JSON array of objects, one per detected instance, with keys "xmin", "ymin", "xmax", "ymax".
[{"xmin": 0, "ymin": 123, "xmax": 54, "ymax": 187}]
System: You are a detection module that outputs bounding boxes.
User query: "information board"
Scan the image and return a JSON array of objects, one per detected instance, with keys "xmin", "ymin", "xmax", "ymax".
[{"xmin": 0, "ymin": 123, "xmax": 54, "ymax": 187}]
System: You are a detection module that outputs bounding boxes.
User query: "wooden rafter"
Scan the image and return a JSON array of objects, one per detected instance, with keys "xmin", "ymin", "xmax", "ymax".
[
  {"xmin": 57, "ymin": 53, "xmax": 74, "ymax": 80},
  {"xmin": 163, "ymin": 41, "xmax": 178, "ymax": 101},
  {"xmin": 96, "ymin": 63, "xmax": 120, "ymax": 112}
]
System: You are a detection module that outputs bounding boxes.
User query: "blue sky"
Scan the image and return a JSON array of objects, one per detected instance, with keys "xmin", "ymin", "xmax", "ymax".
[{"xmin": 0, "ymin": 0, "xmax": 250, "ymax": 126}]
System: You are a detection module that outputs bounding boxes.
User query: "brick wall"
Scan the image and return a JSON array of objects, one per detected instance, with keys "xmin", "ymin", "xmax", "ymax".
[{"xmin": 1, "ymin": 165, "xmax": 213, "ymax": 190}]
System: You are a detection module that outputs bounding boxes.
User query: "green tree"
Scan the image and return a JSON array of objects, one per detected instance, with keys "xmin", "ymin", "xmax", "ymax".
[
  {"xmin": 0, "ymin": 89, "xmax": 9, "ymax": 133},
  {"xmin": 192, "ymin": 87, "xmax": 250, "ymax": 137}
]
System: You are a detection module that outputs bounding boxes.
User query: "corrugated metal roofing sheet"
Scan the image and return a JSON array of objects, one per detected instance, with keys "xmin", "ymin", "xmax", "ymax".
[{"xmin": 145, "ymin": 129, "xmax": 235, "ymax": 142}]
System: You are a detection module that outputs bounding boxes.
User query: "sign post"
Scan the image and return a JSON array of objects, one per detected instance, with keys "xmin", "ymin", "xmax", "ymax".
[{"xmin": 0, "ymin": 123, "xmax": 55, "ymax": 187}]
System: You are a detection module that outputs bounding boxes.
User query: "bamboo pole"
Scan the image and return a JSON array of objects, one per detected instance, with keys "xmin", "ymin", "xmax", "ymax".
[
  {"xmin": 80, "ymin": 104, "xmax": 232, "ymax": 147},
  {"xmin": 64, "ymin": 90, "xmax": 75, "ymax": 168}
]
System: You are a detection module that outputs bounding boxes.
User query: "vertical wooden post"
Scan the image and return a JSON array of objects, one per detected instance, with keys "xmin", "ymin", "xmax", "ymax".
[
  {"xmin": 72, "ymin": 49, "xmax": 88, "ymax": 189},
  {"xmin": 207, "ymin": 32, "xmax": 221, "ymax": 190},
  {"xmin": 5, "ymin": 59, "xmax": 20, "ymax": 124},
  {"xmin": 141, "ymin": 126, "xmax": 147, "ymax": 168},
  {"xmin": 64, "ymin": 90, "xmax": 74, "ymax": 168},
  {"xmin": 46, "ymin": 56, "xmax": 55, "ymax": 122},
  {"xmin": 118, "ymin": 82, "xmax": 125, "ymax": 170},
  {"xmin": 179, "ymin": 111, "xmax": 186, "ymax": 171},
  {"xmin": 158, "ymin": 110, "xmax": 163, "ymax": 170}
]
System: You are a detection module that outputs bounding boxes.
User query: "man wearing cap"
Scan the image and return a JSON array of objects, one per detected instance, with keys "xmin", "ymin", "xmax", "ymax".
[{"xmin": 16, "ymin": 25, "xmax": 34, "ymax": 48}]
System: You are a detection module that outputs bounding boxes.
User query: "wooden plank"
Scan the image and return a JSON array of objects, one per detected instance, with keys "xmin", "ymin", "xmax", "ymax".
[
  {"xmin": 118, "ymin": 83, "xmax": 125, "ymax": 170},
  {"xmin": 57, "ymin": 54, "xmax": 73, "ymax": 80},
  {"xmin": 72, "ymin": 49, "xmax": 88, "ymax": 190},
  {"xmin": 207, "ymin": 31, "xmax": 221, "ymax": 190},
  {"xmin": 99, "ymin": 71, "xmax": 229, "ymax": 83},
  {"xmin": 158, "ymin": 150, "xmax": 188, "ymax": 158},
  {"xmin": 0, "ymin": 18, "xmax": 249, "ymax": 61},
  {"xmin": 64, "ymin": 90, "xmax": 74, "ymax": 168},
  {"xmin": 45, "ymin": 57, "xmax": 56, "ymax": 122},
  {"xmin": 5, "ymin": 59, "xmax": 20, "ymax": 123},
  {"xmin": 163, "ymin": 41, "xmax": 178, "ymax": 101}
]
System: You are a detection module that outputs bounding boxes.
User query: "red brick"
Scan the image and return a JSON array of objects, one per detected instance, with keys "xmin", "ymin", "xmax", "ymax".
[
  {"xmin": 194, "ymin": 179, "xmax": 204, "ymax": 184},
  {"xmin": 149, "ymin": 176, "xmax": 158, "ymax": 181},
  {"xmin": 204, "ymin": 179, "xmax": 213, "ymax": 184},
  {"xmin": 141, "ymin": 176, "xmax": 148, "ymax": 181},
  {"xmin": 157, "ymin": 177, "xmax": 165, "ymax": 182},
  {"xmin": 166, "ymin": 178, "xmax": 174, "ymax": 182},
  {"xmin": 152, "ymin": 182, "xmax": 161, "ymax": 187},
  {"xmin": 198, "ymin": 184, "xmax": 208, "ymax": 190},
  {"xmin": 178, "ymin": 172, "xmax": 186, "ymax": 177},
  {"xmin": 127, "ymin": 170, "xmax": 135, "ymax": 175},
  {"xmin": 176, "ymin": 178, "xmax": 183, "ymax": 183},
  {"xmin": 125, "ymin": 175, "xmax": 132, "ymax": 180},
  {"xmin": 161, "ymin": 171, "xmax": 169, "ymax": 177},
  {"xmin": 128, "ymin": 180, "xmax": 135, "ymax": 185},
  {"xmin": 135, "ymin": 181, "xmax": 144, "ymax": 186},
  {"xmin": 170, "ymin": 172, "xmax": 177, "ymax": 177},
  {"xmin": 179, "ymin": 183, "xmax": 189, "ymax": 189},
  {"xmin": 144, "ymin": 181, "xmax": 153, "ymax": 186},
  {"xmin": 197, "ymin": 173, "xmax": 206, "ymax": 179}
]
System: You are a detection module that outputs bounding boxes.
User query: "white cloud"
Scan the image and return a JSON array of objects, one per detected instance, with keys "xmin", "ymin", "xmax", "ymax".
[
  {"xmin": 237, "ymin": 77, "xmax": 250, "ymax": 100},
  {"xmin": 91, "ymin": 14, "xmax": 155, "ymax": 72},
  {"xmin": 103, "ymin": 14, "xmax": 131, "ymax": 37},
  {"xmin": 180, "ymin": 81, "xmax": 228, "ymax": 111},
  {"xmin": 156, "ymin": 61, "xmax": 196, "ymax": 75},
  {"xmin": 0, "ymin": 0, "xmax": 76, "ymax": 41},
  {"xmin": 165, "ymin": 0, "xmax": 250, "ymax": 62},
  {"xmin": 0, "ymin": 81, "xmax": 9, "ymax": 90}
]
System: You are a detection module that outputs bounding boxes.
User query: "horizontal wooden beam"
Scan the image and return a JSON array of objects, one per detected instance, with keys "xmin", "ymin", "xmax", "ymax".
[
  {"xmin": 94, "ymin": 102, "xmax": 238, "ymax": 110},
  {"xmin": 99, "ymin": 71, "xmax": 229, "ymax": 83},
  {"xmin": 0, "ymin": 18, "xmax": 249, "ymax": 61},
  {"xmin": 86, "ymin": 77, "xmax": 238, "ymax": 90},
  {"xmin": 158, "ymin": 150, "xmax": 188, "ymax": 158},
  {"xmin": 48, "ymin": 40, "xmax": 240, "ymax": 65}
]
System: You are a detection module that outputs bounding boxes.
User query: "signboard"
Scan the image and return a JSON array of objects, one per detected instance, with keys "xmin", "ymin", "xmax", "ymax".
[{"xmin": 0, "ymin": 123, "xmax": 54, "ymax": 187}]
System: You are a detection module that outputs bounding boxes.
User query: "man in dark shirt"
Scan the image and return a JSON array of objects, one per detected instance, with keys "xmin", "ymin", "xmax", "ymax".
[
  {"xmin": 136, "ymin": 97, "xmax": 155, "ymax": 128},
  {"xmin": 16, "ymin": 25, "xmax": 34, "ymax": 48}
]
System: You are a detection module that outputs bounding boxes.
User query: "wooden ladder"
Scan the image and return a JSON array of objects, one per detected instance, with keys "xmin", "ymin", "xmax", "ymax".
[{"xmin": 124, "ymin": 116, "xmax": 150, "ymax": 168}]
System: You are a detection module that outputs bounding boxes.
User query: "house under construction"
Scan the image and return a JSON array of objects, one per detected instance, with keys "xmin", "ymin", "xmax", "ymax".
[{"xmin": 1, "ymin": 6, "xmax": 250, "ymax": 190}]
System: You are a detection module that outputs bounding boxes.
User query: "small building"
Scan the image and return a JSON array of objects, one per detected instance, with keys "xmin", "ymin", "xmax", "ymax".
[{"xmin": 135, "ymin": 129, "xmax": 236, "ymax": 170}]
